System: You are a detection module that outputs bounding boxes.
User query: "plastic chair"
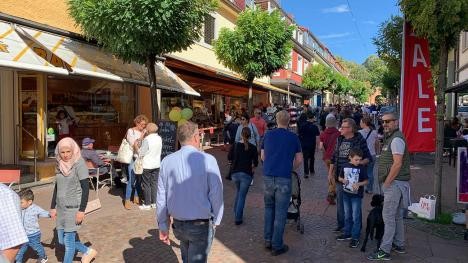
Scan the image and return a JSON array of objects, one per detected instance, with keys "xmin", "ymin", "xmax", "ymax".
[{"xmin": 0, "ymin": 170, "xmax": 21, "ymax": 189}]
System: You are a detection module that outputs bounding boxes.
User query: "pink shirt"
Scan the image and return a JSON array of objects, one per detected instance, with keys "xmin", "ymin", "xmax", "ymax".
[{"xmin": 250, "ymin": 117, "xmax": 267, "ymax": 136}]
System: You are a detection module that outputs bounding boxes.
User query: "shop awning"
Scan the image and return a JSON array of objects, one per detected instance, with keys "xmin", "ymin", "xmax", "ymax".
[
  {"xmin": 0, "ymin": 21, "xmax": 68, "ymax": 75},
  {"xmin": 166, "ymin": 54, "xmax": 301, "ymax": 98},
  {"xmin": 445, "ymin": 79, "xmax": 468, "ymax": 93},
  {"xmin": 14, "ymin": 25, "xmax": 200, "ymax": 96}
]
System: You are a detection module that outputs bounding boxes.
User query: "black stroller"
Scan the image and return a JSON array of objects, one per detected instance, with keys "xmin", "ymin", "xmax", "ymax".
[{"xmin": 287, "ymin": 171, "xmax": 304, "ymax": 234}]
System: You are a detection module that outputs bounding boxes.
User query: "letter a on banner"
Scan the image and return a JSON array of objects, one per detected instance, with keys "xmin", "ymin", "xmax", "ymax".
[{"xmin": 399, "ymin": 21, "xmax": 435, "ymax": 152}]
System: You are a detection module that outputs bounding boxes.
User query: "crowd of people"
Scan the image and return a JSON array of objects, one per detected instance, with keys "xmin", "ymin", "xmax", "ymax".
[{"xmin": 2, "ymin": 103, "xmax": 468, "ymax": 263}]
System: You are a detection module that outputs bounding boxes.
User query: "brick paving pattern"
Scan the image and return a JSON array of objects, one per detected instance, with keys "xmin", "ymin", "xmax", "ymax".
[{"xmin": 21, "ymin": 148, "xmax": 468, "ymax": 262}]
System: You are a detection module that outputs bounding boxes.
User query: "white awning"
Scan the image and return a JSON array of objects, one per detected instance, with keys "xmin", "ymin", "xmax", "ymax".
[
  {"xmin": 0, "ymin": 21, "xmax": 68, "ymax": 75},
  {"xmin": 14, "ymin": 25, "xmax": 200, "ymax": 96}
]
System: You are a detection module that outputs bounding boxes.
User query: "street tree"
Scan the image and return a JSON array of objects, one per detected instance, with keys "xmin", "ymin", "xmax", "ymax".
[
  {"xmin": 400, "ymin": 0, "xmax": 468, "ymax": 215},
  {"xmin": 213, "ymin": 8, "xmax": 294, "ymax": 113},
  {"xmin": 303, "ymin": 63, "xmax": 334, "ymax": 106},
  {"xmin": 332, "ymin": 71, "xmax": 351, "ymax": 104},
  {"xmin": 363, "ymin": 55, "xmax": 387, "ymax": 89},
  {"xmin": 68, "ymin": 0, "xmax": 217, "ymax": 121}
]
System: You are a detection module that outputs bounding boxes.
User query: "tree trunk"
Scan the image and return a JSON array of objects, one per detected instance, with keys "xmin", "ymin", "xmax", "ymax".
[
  {"xmin": 248, "ymin": 79, "xmax": 253, "ymax": 114},
  {"xmin": 146, "ymin": 55, "xmax": 160, "ymax": 121},
  {"xmin": 434, "ymin": 40, "xmax": 448, "ymax": 216}
]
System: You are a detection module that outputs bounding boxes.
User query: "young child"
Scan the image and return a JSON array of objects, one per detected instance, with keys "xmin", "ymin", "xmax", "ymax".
[
  {"xmin": 16, "ymin": 189, "xmax": 50, "ymax": 263},
  {"xmin": 336, "ymin": 148, "xmax": 368, "ymax": 248}
]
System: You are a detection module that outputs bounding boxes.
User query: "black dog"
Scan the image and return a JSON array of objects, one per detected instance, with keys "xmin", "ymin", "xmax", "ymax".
[{"xmin": 361, "ymin": 194, "xmax": 385, "ymax": 252}]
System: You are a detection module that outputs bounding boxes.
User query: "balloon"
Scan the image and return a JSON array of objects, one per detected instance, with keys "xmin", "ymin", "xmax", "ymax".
[
  {"xmin": 178, "ymin": 119, "xmax": 187, "ymax": 127},
  {"xmin": 181, "ymin": 108, "xmax": 193, "ymax": 120},
  {"xmin": 172, "ymin": 107, "xmax": 181, "ymax": 112},
  {"xmin": 169, "ymin": 110, "xmax": 182, "ymax": 122}
]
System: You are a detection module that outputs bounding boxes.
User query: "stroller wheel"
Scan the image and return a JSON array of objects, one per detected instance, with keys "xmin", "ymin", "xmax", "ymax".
[{"xmin": 300, "ymin": 224, "xmax": 305, "ymax": 234}]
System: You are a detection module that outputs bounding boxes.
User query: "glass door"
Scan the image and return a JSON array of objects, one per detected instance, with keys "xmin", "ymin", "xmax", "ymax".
[{"xmin": 18, "ymin": 74, "xmax": 45, "ymax": 160}]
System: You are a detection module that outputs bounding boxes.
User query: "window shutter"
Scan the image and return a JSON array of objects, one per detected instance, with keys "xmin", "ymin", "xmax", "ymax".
[{"xmin": 204, "ymin": 15, "xmax": 215, "ymax": 45}]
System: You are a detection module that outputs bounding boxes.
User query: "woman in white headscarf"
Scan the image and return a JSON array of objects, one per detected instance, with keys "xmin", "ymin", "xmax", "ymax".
[{"xmin": 50, "ymin": 137, "xmax": 97, "ymax": 263}]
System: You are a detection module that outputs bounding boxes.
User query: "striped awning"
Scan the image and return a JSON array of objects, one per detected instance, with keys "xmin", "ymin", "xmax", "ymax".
[
  {"xmin": 0, "ymin": 21, "xmax": 68, "ymax": 75},
  {"xmin": 15, "ymin": 25, "xmax": 199, "ymax": 96}
]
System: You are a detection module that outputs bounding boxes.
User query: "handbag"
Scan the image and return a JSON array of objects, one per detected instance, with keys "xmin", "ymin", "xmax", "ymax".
[
  {"xmin": 116, "ymin": 131, "xmax": 133, "ymax": 164},
  {"xmin": 134, "ymin": 157, "xmax": 144, "ymax": 175}
]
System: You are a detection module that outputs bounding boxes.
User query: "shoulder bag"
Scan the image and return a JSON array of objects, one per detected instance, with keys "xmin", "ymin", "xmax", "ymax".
[{"xmin": 116, "ymin": 130, "xmax": 133, "ymax": 164}]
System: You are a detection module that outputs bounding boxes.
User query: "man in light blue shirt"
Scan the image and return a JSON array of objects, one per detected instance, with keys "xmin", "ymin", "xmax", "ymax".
[{"xmin": 157, "ymin": 121, "xmax": 223, "ymax": 263}]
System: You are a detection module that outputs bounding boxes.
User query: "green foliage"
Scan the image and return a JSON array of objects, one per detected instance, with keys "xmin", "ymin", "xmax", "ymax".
[
  {"xmin": 332, "ymin": 71, "xmax": 351, "ymax": 96},
  {"xmin": 363, "ymin": 55, "xmax": 387, "ymax": 89},
  {"xmin": 302, "ymin": 63, "xmax": 334, "ymax": 92},
  {"xmin": 68, "ymin": 0, "xmax": 218, "ymax": 64},
  {"xmin": 342, "ymin": 60, "xmax": 369, "ymax": 83},
  {"xmin": 400, "ymin": 0, "xmax": 468, "ymax": 51},
  {"xmin": 213, "ymin": 8, "xmax": 294, "ymax": 82},
  {"xmin": 350, "ymin": 80, "xmax": 371, "ymax": 103},
  {"xmin": 373, "ymin": 15, "xmax": 403, "ymax": 75}
]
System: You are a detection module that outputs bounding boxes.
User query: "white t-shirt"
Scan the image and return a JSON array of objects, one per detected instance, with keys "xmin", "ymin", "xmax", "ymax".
[
  {"xmin": 359, "ymin": 128, "xmax": 378, "ymax": 156},
  {"xmin": 126, "ymin": 128, "xmax": 144, "ymax": 146},
  {"xmin": 390, "ymin": 137, "xmax": 405, "ymax": 155}
]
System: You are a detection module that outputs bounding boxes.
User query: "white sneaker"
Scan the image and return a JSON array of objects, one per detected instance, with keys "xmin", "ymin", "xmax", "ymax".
[
  {"xmin": 139, "ymin": 204, "xmax": 151, "ymax": 211},
  {"xmin": 151, "ymin": 204, "xmax": 156, "ymax": 209},
  {"xmin": 39, "ymin": 257, "xmax": 48, "ymax": 263},
  {"xmin": 250, "ymin": 179, "xmax": 253, "ymax": 186},
  {"xmin": 120, "ymin": 177, "xmax": 128, "ymax": 184}
]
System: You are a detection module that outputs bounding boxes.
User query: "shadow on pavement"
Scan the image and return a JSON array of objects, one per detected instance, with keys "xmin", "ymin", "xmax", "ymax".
[{"xmin": 123, "ymin": 229, "xmax": 179, "ymax": 263}]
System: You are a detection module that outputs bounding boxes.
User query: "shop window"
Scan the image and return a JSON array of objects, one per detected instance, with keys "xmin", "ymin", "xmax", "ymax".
[
  {"xmin": 46, "ymin": 77, "xmax": 136, "ymax": 149},
  {"xmin": 463, "ymin": 31, "xmax": 468, "ymax": 51},
  {"xmin": 297, "ymin": 55, "xmax": 303, "ymax": 75},
  {"xmin": 204, "ymin": 15, "xmax": 215, "ymax": 45}
]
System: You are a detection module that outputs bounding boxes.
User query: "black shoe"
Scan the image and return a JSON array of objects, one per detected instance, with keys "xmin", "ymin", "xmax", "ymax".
[
  {"xmin": 235, "ymin": 220, "xmax": 243, "ymax": 225},
  {"xmin": 304, "ymin": 174, "xmax": 309, "ymax": 178},
  {"xmin": 464, "ymin": 230, "xmax": 468, "ymax": 241},
  {"xmin": 392, "ymin": 244, "xmax": 407, "ymax": 254},
  {"xmin": 333, "ymin": 227, "xmax": 343, "ymax": 233},
  {"xmin": 264, "ymin": 240, "xmax": 272, "ymax": 250},
  {"xmin": 336, "ymin": 234, "xmax": 352, "ymax": 241},
  {"xmin": 271, "ymin": 244, "xmax": 289, "ymax": 256},
  {"xmin": 349, "ymin": 239, "xmax": 360, "ymax": 248}
]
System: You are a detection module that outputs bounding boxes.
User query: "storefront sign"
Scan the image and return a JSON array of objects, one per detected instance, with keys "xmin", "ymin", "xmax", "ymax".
[
  {"xmin": 457, "ymin": 147, "xmax": 468, "ymax": 203},
  {"xmin": 400, "ymin": 21, "xmax": 435, "ymax": 152},
  {"xmin": 158, "ymin": 120, "xmax": 178, "ymax": 159}
]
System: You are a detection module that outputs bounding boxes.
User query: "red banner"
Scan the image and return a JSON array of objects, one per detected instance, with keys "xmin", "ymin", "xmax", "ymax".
[{"xmin": 400, "ymin": 22, "xmax": 436, "ymax": 152}]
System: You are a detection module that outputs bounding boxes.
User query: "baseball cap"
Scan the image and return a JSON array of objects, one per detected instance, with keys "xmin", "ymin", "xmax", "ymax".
[{"xmin": 82, "ymin": 137, "xmax": 95, "ymax": 146}]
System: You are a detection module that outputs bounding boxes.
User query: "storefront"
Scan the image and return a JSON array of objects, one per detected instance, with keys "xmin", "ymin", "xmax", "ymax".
[{"xmin": 0, "ymin": 20, "xmax": 198, "ymax": 172}]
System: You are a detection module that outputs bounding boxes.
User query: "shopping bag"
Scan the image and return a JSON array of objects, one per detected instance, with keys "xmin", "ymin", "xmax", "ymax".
[
  {"xmin": 418, "ymin": 195, "xmax": 436, "ymax": 220},
  {"xmin": 134, "ymin": 157, "xmax": 144, "ymax": 175},
  {"xmin": 85, "ymin": 198, "xmax": 101, "ymax": 214},
  {"xmin": 116, "ymin": 138, "xmax": 133, "ymax": 164}
]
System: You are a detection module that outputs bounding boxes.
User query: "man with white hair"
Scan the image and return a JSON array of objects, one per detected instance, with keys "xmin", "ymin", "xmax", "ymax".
[{"xmin": 261, "ymin": 110, "xmax": 303, "ymax": 256}]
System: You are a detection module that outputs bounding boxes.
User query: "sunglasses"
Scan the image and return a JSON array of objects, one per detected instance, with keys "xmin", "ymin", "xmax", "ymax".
[
  {"xmin": 382, "ymin": 119, "xmax": 396, "ymax": 124},
  {"xmin": 241, "ymin": 118, "xmax": 246, "ymax": 121}
]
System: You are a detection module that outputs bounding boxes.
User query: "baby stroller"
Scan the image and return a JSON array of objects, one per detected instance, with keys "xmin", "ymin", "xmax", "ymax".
[{"xmin": 287, "ymin": 171, "xmax": 304, "ymax": 234}]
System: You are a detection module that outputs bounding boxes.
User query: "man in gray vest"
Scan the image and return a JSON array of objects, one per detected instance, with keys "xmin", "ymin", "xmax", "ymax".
[{"xmin": 368, "ymin": 112, "xmax": 411, "ymax": 261}]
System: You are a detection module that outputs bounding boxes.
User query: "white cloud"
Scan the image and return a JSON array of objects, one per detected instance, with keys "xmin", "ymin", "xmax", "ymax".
[
  {"xmin": 363, "ymin": 20, "xmax": 376, "ymax": 25},
  {"xmin": 319, "ymin": 32, "xmax": 353, "ymax": 39},
  {"xmin": 322, "ymin": 4, "xmax": 350, "ymax": 13}
]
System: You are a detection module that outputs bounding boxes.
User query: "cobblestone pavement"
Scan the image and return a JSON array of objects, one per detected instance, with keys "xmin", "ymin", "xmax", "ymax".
[{"xmin": 24, "ymin": 148, "xmax": 468, "ymax": 262}]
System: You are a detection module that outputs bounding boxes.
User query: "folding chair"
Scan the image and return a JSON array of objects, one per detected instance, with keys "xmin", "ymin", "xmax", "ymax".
[{"xmin": 0, "ymin": 170, "xmax": 21, "ymax": 190}]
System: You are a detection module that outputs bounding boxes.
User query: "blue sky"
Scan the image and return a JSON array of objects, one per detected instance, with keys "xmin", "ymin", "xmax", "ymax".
[{"xmin": 280, "ymin": 0, "xmax": 401, "ymax": 64}]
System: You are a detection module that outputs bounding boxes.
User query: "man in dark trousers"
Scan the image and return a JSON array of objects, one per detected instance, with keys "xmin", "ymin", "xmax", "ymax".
[
  {"xmin": 157, "ymin": 121, "xmax": 224, "ymax": 263},
  {"xmin": 261, "ymin": 110, "xmax": 303, "ymax": 256},
  {"xmin": 298, "ymin": 112, "xmax": 320, "ymax": 178}
]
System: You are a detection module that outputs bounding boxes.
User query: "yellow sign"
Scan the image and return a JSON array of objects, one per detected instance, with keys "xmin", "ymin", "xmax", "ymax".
[{"xmin": 0, "ymin": 41, "xmax": 8, "ymax": 53}]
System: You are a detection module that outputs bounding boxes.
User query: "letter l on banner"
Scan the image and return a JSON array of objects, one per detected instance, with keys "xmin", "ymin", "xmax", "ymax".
[{"xmin": 399, "ymin": 21, "xmax": 435, "ymax": 152}]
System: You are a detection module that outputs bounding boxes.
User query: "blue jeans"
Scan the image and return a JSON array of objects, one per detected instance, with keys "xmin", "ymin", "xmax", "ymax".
[
  {"xmin": 125, "ymin": 159, "xmax": 141, "ymax": 200},
  {"xmin": 336, "ymin": 183, "xmax": 345, "ymax": 229},
  {"xmin": 57, "ymin": 229, "xmax": 89, "ymax": 263},
  {"xmin": 343, "ymin": 194, "xmax": 363, "ymax": 240},
  {"xmin": 172, "ymin": 220, "xmax": 215, "ymax": 263},
  {"xmin": 232, "ymin": 172, "xmax": 252, "ymax": 223},
  {"xmin": 15, "ymin": 232, "xmax": 46, "ymax": 262},
  {"xmin": 366, "ymin": 156, "xmax": 376, "ymax": 192},
  {"xmin": 263, "ymin": 176, "xmax": 291, "ymax": 250}
]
